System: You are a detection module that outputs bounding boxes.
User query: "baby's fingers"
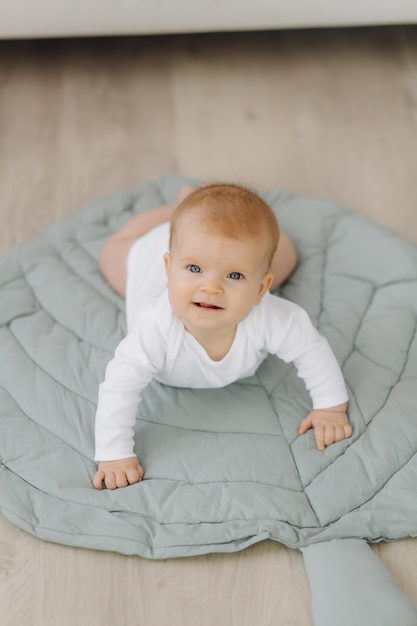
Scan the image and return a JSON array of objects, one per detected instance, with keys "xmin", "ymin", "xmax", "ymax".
[
  {"xmin": 94, "ymin": 469, "xmax": 123, "ymax": 490},
  {"xmin": 108, "ymin": 469, "xmax": 139, "ymax": 489},
  {"xmin": 115, "ymin": 470, "xmax": 129, "ymax": 489},
  {"xmin": 93, "ymin": 469, "xmax": 105, "ymax": 490},
  {"xmin": 333, "ymin": 423, "xmax": 353, "ymax": 444},
  {"xmin": 317, "ymin": 422, "xmax": 353, "ymax": 451},
  {"xmin": 314, "ymin": 423, "xmax": 326, "ymax": 451},
  {"xmin": 126, "ymin": 465, "xmax": 144, "ymax": 486},
  {"xmin": 93, "ymin": 456, "xmax": 144, "ymax": 490},
  {"xmin": 298, "ymin": 415, "xmax": 313, "ymax": 435},
  {"xmin": 93, "ymin": 468, "xmax": 115, "ymax": 490},
  {"xmin": 334, "ymin": 423, "xmax": 347, "ymax": 443},
  {"xmin": 315, "ymin": 423, "xmax": 341, "ymax": 450},
  {"xmin": 102, "ymin": 471, "xmax": 117, "ymax": 490},
  {"xmin": 344, "ymin": 423, "xmax": 353, "ymax": 439},
  {"xmin": 94, "ymin": 469, "xmax": 134, "ymax": 490}
]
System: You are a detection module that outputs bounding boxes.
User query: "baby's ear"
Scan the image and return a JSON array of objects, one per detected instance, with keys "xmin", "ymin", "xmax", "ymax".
[
  {"xmin": 163, "ymin": 252, "xmax": 171, "ymax": 275},
  {"xmin": 256, "ymin": 272, "xmax": 273, "ymax": 304}
]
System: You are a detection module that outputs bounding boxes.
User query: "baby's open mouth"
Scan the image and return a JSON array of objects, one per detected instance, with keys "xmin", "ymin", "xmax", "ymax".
[{"xmin": 194, "ymin": 302, "xmax": 223, "ymax": 310}]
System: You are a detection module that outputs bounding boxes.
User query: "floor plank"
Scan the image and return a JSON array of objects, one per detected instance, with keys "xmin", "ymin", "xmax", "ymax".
[{"xmin": 1, "ymin": 26, "xmax": 417, "ymax": 626}]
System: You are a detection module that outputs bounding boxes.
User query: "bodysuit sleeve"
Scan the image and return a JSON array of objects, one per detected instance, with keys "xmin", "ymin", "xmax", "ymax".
[
  {"xmin": 270, "ymin": 300, "xmax": 349, "ymax": 409},
  {"xmin": 94, "ymin": 316, "xmax": 166, "ymax": 461}
]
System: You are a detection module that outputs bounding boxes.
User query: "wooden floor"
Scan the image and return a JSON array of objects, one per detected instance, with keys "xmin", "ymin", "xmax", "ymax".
[{"xmin": 1, "ymin": 26, "xmax": 417, "ymax": 625}]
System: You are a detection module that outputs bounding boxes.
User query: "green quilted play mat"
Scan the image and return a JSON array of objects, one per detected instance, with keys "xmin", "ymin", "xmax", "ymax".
[{"xmin": 1, "ymin": 175, "xmax": 416, "ymax": 559}]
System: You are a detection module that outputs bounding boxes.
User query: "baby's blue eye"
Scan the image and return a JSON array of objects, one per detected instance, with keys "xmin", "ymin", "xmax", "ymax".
[
  {"xmin": 228, "ymin": 272, "xmax": 244, "ymax": 280},
  {"xmin": 188, "ymin": 265, "xmax": 201, "ymax": 273}
]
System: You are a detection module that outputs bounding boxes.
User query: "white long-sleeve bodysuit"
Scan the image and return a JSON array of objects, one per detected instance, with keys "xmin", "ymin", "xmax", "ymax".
[{"xmin": 95, "ymin": 222, "xmax": 348, "ymax": 461}]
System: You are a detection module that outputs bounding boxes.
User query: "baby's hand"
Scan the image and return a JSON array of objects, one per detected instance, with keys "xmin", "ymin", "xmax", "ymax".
[
  {"xmin": 93, "ymin": 456, "xmax": 144, "ymax": 490},
  {"xmin": 298, "ymin": 404, "xmax": 352, "ymax": 451}
]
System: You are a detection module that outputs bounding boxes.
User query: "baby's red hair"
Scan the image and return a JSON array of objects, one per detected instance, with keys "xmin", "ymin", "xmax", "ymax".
[{"xmin": 170, "ymin": 183, "xmax": 280, "ymax": 269}]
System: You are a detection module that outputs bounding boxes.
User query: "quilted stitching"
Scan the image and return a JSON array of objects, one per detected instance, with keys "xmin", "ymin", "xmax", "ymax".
[{"xmin": 0, "ymin": 175, "xmax": 416, "ymax": 558}]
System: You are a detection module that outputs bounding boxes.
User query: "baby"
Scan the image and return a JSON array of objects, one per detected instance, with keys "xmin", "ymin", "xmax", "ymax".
[{"xmin": 93, "ymin": 183, "xmax": 352, "ymax": 490}]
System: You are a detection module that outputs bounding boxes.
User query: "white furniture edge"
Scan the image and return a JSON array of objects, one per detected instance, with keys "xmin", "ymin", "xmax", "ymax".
[{"xmin": 1, "ymin": 0, "xmax": 417, "ymax": 39}]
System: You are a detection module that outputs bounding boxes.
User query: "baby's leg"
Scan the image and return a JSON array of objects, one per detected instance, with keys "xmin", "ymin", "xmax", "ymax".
[
  {"xmin": 99, "ymin": 205, "xmax": 174, "ymax": 297},
  {"xmin": 99, "ymin": 185, "xmax": 194, "ymax": 297}
]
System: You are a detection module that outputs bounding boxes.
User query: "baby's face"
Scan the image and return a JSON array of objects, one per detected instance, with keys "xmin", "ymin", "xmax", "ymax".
[{"xmin": 164, "ymin": 213, "xmax": 273, "ymax": 343}]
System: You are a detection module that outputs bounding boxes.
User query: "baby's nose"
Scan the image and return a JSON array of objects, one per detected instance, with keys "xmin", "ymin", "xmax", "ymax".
[{"xmin": 201, "ymin": 277, "xmax": 222, "ymax": 294}]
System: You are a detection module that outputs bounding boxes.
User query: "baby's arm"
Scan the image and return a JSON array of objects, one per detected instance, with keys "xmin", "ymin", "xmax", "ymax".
[
  {"xmin": 273, "ymin": 300, "xmax": 352, "ymax": 450},
  {"xmin": 298, "ymin": 402, "xmax": 352, "ymax": 450},
  {"xmin": 292, "ymin": 332, "xmax": 351, "ymax": 450},
  {"xmin": 94, "ymin": 321, "xmax": 159, "ymax": 490}
]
